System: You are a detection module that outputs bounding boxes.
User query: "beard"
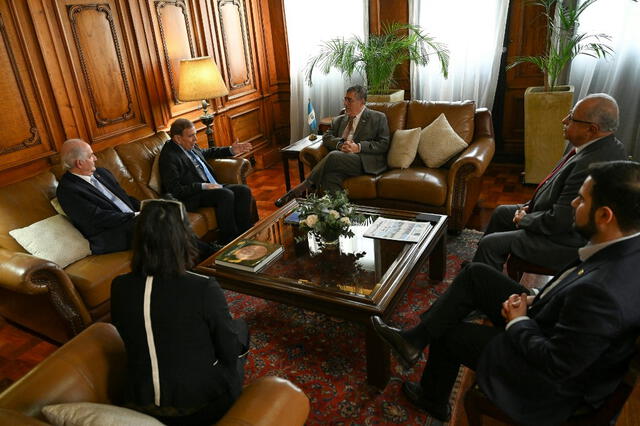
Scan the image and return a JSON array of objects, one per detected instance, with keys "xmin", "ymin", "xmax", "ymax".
[{"xmin": 573, "ymin": 209, "xmax": 597, "ymax": 240}]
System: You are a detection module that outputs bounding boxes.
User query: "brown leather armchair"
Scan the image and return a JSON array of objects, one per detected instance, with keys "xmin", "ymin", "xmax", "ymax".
[
  {"xmin": 0, "ymin": 322, "xmax": 310, "ymax": 425},
  {"xmin": 301, "ymin": 101, "xmax": 495, "ymax": 232},
  {"xmin": 0, "ymin": 132, "xmax": 253, "ymax": 343}
]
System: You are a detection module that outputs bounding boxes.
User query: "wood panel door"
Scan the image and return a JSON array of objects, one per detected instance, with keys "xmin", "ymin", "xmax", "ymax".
[
  {"xmin": 0, "ymin": 1, "xmax": 64, "ymax": 173},
  {"xmin": 500, "ymin": 0, "xmax": 546, "ymax": 160}
]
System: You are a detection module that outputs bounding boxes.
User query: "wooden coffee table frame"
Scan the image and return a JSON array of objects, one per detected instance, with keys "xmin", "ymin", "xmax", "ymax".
[{"xmin": 196, "ymin": 201, "xmax": 447, "ymax": 389}]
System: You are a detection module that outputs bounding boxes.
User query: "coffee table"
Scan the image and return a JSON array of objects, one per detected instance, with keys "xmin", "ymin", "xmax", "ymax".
[{"xmin": 196, "ymin": 200, "xmax": 447, "ymax": 388}]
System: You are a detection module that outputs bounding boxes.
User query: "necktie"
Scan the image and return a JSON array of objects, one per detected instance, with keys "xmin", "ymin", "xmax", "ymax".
[
  {"xmin": 187, "ymin": 150, "xmax": 218, "ymax": 184},
  {"xmin": 529, "ymin": 148, "xmax": 577, "ymax": 207},
  {"xmin": 342, "ymin": 116, "xmax": 355, "ymax": 140},
  {"xmin": 90, "ymin": 176, "xmax": 133, "ymax": 213}
]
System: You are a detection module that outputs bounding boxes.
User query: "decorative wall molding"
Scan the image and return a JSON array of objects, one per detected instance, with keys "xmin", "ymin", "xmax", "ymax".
[
  {"xmin": 67, "ymin": 3, "xmax": 134, "ymax": 127},
  {"xmin": 0, "ymin": 11, "xmax": 40, "ymax": 154},
  {"xmin": 218, "ymin": 0, "xmax": 252, "ymax": 90},
  {"xmin": 154, "ymin": 0, "xmax": 196, "ymax": 103}
]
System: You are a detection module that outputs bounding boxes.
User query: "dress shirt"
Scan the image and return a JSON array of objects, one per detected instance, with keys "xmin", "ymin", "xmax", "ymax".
[
  {"xmin": 174, "ymin": 142, "xmax": 219, "ymax": 187},
  {"xmin": 74, "ymin": 172, "xmax": 133, "ymax": 213}
]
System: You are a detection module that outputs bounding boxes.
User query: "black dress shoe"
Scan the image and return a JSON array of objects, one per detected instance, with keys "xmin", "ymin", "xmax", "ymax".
[
  {"xmin": 370, "ymin": 316, "xmax": 421, "ymax": 369},
  {"xmin": 275, "ymin": 190, "xmax": 296, "ymax": 207},
  {"xmin": 402, "ymin": 382, "xmax": 451, "ymax": 422}
]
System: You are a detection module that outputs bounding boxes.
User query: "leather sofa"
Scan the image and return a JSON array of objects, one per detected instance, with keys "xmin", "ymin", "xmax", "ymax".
[
  {"xmin": 0, "ymin": 322, "xmax": 310, "ymax": 425},
  {"xmin": 300, "ymin": 101, "xmax": 496, "ymax": 232},
  {"xmin": 0, "ymin": 132, "xmax": 252, "ymax": 343}
]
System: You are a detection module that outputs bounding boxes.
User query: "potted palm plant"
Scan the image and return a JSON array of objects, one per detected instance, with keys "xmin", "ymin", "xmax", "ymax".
[
  {"xmin": 305, "ymin": 23, "xmax": 449, "ymax": 102},
  {"xmin": 507, "ymin": 0, "xmax": 613, "ymax": 183}
]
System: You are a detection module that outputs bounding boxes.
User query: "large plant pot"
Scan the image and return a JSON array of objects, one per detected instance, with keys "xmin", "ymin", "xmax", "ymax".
[
  {"xmin": 367, "ymin": 89, "xmax": 405, "ymax": 103},
  {"xmin": 524, "ymin": 86, "xmax": 574, "ymax": 184}
]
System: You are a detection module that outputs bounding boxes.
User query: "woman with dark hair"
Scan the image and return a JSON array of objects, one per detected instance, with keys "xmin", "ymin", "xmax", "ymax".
[{"xmin": 111, "ymin": 198, "xmax": 249, "ymax": 425}]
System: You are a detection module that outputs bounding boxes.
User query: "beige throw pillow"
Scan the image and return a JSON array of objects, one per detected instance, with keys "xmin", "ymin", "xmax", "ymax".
[
  {"xmin": 387, "ymin": 127, "xmax": 421, "ymax": 169},
  {"xmin": 148, "ymin": 154, "xmax": 162, "ymax": 194},
  {"xmin": 50, "ymin": 197, "xmax": 67, "ymax": 217},
  {"xmin": 42, "ymin": 402, "xmax": 164, "ymax": 426},
  {"xmin": 418, "ymin": 113, "xmax": 469, "ymax": 168},
  {"xmin": 9, "ymin": 215, "xmax": 91, "ymax": 268}
]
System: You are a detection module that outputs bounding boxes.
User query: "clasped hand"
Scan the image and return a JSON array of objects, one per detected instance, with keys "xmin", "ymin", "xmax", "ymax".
[
  {"xmin": 340, "ymin": 140, "xmax": 360, "ymax": 153},
  {"xmin": 513, "ymin": 205, "xmax": 528, "ymax": 227},
  {"xmin": 501, "ymin": 293, "xmax": 533, "ymax": 322}
]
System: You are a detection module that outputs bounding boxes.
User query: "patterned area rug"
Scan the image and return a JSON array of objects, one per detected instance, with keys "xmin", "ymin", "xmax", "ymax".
[{"xmin": 226, "ymin": 229, "xmax": 483, "ymax": 425}]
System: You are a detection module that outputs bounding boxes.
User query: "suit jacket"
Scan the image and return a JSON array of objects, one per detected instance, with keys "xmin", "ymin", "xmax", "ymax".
[
  {"xmin": 478, "ymin": 235, "xmax": 640, "ymax": 425},
  {"xmin": 159, "ymin": 141, "xmax": 233, "ymax": 210},
  {"xmin": 322, "ymin": 107, "xmax": 390, "ymax": 174},
  {"xmin": 519, "ymin": 134, "xmax": 626, "ymax": 247},
  {"xmin": 111, "ymin": 272, "xmax": 248, "ymax": 416},
  {"xmin": 56, "ymin": 167, "xmax": 139, "ymax": 254}
]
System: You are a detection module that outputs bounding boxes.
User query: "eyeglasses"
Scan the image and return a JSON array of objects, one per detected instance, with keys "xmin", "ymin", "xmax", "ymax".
[
  {"xmin": 567, "ymin": 112, "xmax": 597, "ymax": 126},
  {"xmin": 140, "ymin": 199, "xmax": 185, "ymax": 221}
]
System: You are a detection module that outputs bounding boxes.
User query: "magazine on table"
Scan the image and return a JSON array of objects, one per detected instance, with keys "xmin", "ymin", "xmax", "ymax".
[
  {"xmin": 363, "ymin": 217, "xmax": 432, "ymax": 243},
  {"xmin": 215, "ymin": 239, "xmax": 283, "ymax": 272}
]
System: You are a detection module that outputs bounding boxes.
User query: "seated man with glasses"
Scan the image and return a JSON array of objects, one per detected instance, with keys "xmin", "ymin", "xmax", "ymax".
[
  {"xmin": 57, "ymin": 138, "xmax": 218, "ymax": 257},
  {"xmin": 472, "ymin": 93, "xmax": 626, "ymax": 273},
  {"xmin": 275, "ymin": 85, "xmax": 390, "ymax": 207}
]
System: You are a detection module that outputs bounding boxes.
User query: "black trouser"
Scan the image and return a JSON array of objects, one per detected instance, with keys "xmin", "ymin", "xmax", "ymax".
[{"xmin": 407, "ymin": 263, "xmax": 528, "ymax": 405}]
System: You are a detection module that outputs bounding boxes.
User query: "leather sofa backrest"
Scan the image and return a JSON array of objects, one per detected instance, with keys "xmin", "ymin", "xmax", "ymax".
[
  {"xmin": 0, "ymin": 172, "xmax": 58, "ymax": 253},
  {"xmin": 366, "ymin": 101, "xmax": 408, "ymax": 135},
  {"xmin": 0, "ymin": 323, "xmax": 126, "ymax": 419},
  {"xmin": 406, "ymin": 100, "xmax": 476, "ymax": 144},
  {"xmin": 115, "ymin": 132, "xmax": 170, "ymax": 199},
  {"xmin": 94, "ymin": 147, "xmax": 145, "ymax": 201}
]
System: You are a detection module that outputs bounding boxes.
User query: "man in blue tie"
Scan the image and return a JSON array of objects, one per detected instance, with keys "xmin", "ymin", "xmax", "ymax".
[
  {"xmin": 159, "ymin": 118, "xmax": 255, "ymax": 243},
  {"xmin": 57, "ymin": 139, "xmax": 140, "ymax": 254}
]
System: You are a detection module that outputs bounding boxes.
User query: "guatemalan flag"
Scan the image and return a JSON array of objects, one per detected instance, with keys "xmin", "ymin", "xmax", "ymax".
[{"xmin": 307, "ymin": 99, "xmax": 318, "ymax": 134}]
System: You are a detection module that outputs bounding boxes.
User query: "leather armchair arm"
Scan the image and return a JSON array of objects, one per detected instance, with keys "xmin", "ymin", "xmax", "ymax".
[
  {"xmin": 447, "ymin": 135, "xmax": 495, "ymax": 186},
  {"xmin": 217, "ymin": 376, "xmax": 310, "ymax": 426},
  {"xmin": 0, "ymin": 249, "xmax": 62, "ymax": 295},
  {"xmin": 208, "ymin": 158, "xmax": 252, "ymax": 185},
  {"xmin": 300, "ymin": 141, "xmax": 327, "ymax": 169}
]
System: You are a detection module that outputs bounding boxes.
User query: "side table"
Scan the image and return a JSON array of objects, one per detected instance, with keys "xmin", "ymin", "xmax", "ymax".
[{"xmin": 280, "ymin": 136, "xmax": 321, "ymax": 191}]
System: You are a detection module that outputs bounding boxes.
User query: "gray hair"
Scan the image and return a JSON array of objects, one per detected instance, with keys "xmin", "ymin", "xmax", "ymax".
[
  {"xmin": 61, "ymin": 139, "xmax": 88, "ymax": 170},
  {"xmin": 347, "ymin": 85, "xmax": 367, "ymax": 101},
  {"xmin": 581, "ymin": 93, "xmax": 619, "ymax": 132}
]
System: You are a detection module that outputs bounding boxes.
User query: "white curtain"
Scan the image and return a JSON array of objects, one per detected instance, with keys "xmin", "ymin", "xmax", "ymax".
[
  {"xmin": 409, "ymin": 0, "xmax": 509, "ymax": 110},
  {"xmin": 284, "ymin": 0, "xmax": 367, "ymax": 142},
  {"xmin": 569, "ymin": 0, "xmax": 640, "ymax": 159}
]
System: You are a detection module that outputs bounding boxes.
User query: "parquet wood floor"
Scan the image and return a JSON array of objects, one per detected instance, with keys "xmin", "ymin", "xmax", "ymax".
[{"xmin": 1, "ymin": 161, "xmax": 638, "ymax": 425}]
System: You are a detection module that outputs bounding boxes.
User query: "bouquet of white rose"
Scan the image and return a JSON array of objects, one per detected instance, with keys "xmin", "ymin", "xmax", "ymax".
[{"xmin": 295, "ymin": 191, "xmax": 363, "ymax": 244}]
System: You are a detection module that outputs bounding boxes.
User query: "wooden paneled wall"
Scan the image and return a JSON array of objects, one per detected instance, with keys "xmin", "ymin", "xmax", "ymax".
[{"xmin": 0, "ymin": 0, "xmax": 290, "ymax": 185}]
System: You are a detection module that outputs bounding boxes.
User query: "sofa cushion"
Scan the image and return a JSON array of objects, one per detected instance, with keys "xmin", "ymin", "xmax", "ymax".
[
  {"xmin": 366, "ymin": 101, "xmax": 408, "ymax": 135},
  {"xmin": 377, "ymin": 168, "xmax": 448, "ymax": 206},
  {"xmin": 387, "ymin": 128, "xmax": 421, "ymax": 169},
  {"xmin": 148, "ymin": 154, "xmax": 162, "ymax": 195},
  {"xmin": 187, "ymin": 212, "xmax": 209, "ymax": 237},
  {"xmin": 343, "ymin": 175, "xmax": 378, "ymax": 200},
  {"xmin": 65, "ymin": 251, "xmax": 132, "ymax": 309},
  {"xmin": 95, "ymin": 148, "xmax": 145, "ymax": 201},
  {"xmin": 9, "ymin": 215, "xmax": 91, "ymax": 268},
  {"xmin": 406, "ymin": 100, "xmax": 476, "ymax": 143},
  {"xmin": 418, "ymin": 113, "xmax": 469, "ymax": 168},
  {"xmin": 115, "ymin": 132, "xmax": 169, "ymax": 199},
  {"xmin": 42, "ymin": 402, "xmax": 163, "ymax": 426}
]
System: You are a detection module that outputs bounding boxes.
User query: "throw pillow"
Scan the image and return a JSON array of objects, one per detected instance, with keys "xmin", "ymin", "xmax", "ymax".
[
  {"xmin": 387, "ymin": 127, "xmax": 421, "ymax": 169},
  {"xmin": 148, "ymin": 154, "xmax": 162, "ymax": 194},
  {"xmin": 42, "ymin": 402, "xmax": 164, "ymax": 426},
  {"xmin": 418, "ymin": 113, "xmax": 469, "ymax": 168},
  {"xmin": 9, "ymin": 215, "xmax": 91, "ymax": 268},
  {"xmin": 50, "ymin": 197, "xmax": 67, "ymax": 217}
]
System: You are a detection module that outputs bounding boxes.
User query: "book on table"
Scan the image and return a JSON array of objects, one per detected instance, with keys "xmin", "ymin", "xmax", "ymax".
[
  {"xmin": 214, "ymin": 239, "xmax": 284, "ymax": 272},
  {"xmin": 363, "ymin": 217, "xmax": 433, "ymax": 243}
]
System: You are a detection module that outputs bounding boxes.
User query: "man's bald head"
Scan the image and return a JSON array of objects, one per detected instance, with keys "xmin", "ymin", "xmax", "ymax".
[
  {"xmin": 61, "ymin": 139, "xmax": 96, "ymax": 175},
  {"xmin": 577, "ymin": 93, "xmax": 619, "ymax": 133}
]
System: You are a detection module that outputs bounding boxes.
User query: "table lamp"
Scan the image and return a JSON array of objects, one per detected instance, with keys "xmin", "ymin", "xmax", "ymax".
[{"xmin": 178, "ymin": 56, "xmax": 229, "ymax": 147}]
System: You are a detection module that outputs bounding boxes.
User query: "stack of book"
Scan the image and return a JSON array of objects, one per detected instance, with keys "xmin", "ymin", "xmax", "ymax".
[{"xmin": 214, "ymin": 239, "xmax": 283, "ymax": 272}]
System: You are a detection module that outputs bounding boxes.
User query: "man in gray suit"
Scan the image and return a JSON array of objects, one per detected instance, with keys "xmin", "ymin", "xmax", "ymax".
[
  {"xmin": 473, "ymin": 93, "xmax": 626, "ymax": 273},
  {"xmin": 275, "ymin": 85, "xmax": 389, "ymax": 206}
]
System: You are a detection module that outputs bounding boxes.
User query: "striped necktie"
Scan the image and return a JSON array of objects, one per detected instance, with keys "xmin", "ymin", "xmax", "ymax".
[
  {"xmin": 187, "ymin": 150, "xmax": 218, "ymax": 184},
  {"xmin": 90, "ymin": 176, "xmax": 133, "ymax": 213},
  {"xmin": 342, "ymin": 116, "xmax": 355, "ymax": 140}
]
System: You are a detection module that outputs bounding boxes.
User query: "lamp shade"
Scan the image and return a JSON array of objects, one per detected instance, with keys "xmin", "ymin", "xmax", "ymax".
[{"xmin": 178, "ymin": 57, "xmax": 229, "ymax": 101}]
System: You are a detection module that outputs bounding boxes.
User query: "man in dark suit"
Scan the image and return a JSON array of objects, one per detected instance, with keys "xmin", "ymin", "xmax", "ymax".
[
  {"xmin": 275, "ymin": 85, "xmax": 390, "ymax": 206},
  {"xmin": 57, "ymin": 139, "xmax": 139, "ymax": 254},
  {"xmin": 371, "ymin": 160, "xmax": 640, "ymax": 424},
  {"xmin": 473, "ymin": 93, "xmax": 626, "ymax": 273},
  {"xmin": 159, "ymin": 118, "xmax": 254, "ymax": 243}
]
